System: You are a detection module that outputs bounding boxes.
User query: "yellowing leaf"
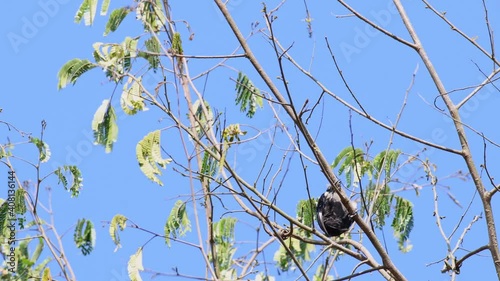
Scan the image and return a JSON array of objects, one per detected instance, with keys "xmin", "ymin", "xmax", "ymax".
[
  {"xmin": 164, "ymin": 200, "xmax": 191, "ymax": 246},
  {"xmin": 136, "ymin": 130, "xmax": 172, "ymax": 186},
  {"xmin": 128, "ymin": 247, "xmax": 144, "ymax": 281},
  {"xmin": 41, "ymin": 267, "xmax": 52, "ymax": 281},
  {"xmin": 110, "ymin": 214, "xmax": 127, "ymax": 252}
]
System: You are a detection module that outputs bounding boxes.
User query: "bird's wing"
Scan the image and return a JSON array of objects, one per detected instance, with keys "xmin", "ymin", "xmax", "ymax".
[{"xmin": 316, "ymin": 195, "xmax": 329, "ymax": 233}]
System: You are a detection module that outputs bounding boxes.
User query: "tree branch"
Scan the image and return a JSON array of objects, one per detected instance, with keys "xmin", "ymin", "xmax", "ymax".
[
  {"xmin": 214, "ymin": 1, "xmax": 407, "ymax": 280},
  {"xmin": 393, "ymin": 0, "xmax": 500, "ymax": 278}
]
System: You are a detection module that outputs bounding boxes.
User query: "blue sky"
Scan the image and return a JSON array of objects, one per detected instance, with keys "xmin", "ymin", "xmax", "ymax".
[{"xmin": 2, "ymin": 0, "xmax": 500, "ymax": 280}]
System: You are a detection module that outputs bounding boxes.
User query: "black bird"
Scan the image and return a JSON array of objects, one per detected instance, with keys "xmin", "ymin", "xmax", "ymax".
[{"xmin": 316, "ymin": 185, "xmax": 356, "ymax": 237}]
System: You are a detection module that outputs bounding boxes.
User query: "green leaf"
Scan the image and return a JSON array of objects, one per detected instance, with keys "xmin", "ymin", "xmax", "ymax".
[
  {"xmin": 365, "ymin": 183, "xmax": 393, "ymax": 228},
  {"xmin": 332, "ymin": 147, "xmax": 366, "ymax": 187},
  {"xmin": 373, "ymin": 149, "xmax": 401, "ymax": 179},
  {"xmin": 332, "ymin": 147, "xmax": 363, "ymax": 169},
  {"xmin": 164, "ymin": 200, "xmax": 191, "ymax": 246},
  {"xmin": 15, "ymin": 188, "xmax": 26, "ymax": 215},
  {"xmin": 136, "ymin": 1, "xmax": 166, "ymax": 32},
  {"xmin": 274, "ymin": 236, "xmax": 315, "ymax": 271},
  {"xmin": 235, "ymin": 72, "xmax": 263, "ymax": 118},
  {"xmin": 201, "ymin": 148, "xmax": 218, "ymax": 180},
  {"xmin": 74, "ymin": 219, "xmax": 96, "ymax": 256},
  {"xmin": 100, "ymin": 0, "xmax": 111, "ymax": 15},
  {"xmin": 29, "ymin": 137, "xmax": 51, "ymax": 163},
  {"xmin": 138, "ymin": 37, "xmax": 161, "ymax": 70},
  {"xmin": 172, "ymin": 32, "xmax": 183, "ymax": 55},
  {"xmin": 392, "ymin": 196, "xmax": 414, "ymax": 252},
  {"xmin": 192, "ymin": 99, "xmax": 214, "ymax": 138},
  {"xmin": 109, "ymin": 214, "xmax": 127, "ymax": 252},
  {"xmin": 296, "ymin": 199, "xmax": 316, "ymax": 230},
  {"xmin": 34, "ymin": 256, "xmax": 52, "ymax": 277},
  {"xmin": 92, "ymin": 99, "xmax": 119, "ymax": 153},
  {"xmin": 31, "ymin": 238, "xmax": 44, "ymax": 264},
  {"xmin": 15, "ymin": 240, "xmax": 34, "ymax": 276},
  {"xmin": 104, "ymin": 7, "xmax": 130, "ymax": 36},
  {"xmin": 75, "ymin": 0, "xmax": 98, "ymax": 25},
  {"xmin": 0, "ymin": 201, "xmax": 9, "ymax": 238},
  {"xmin": 214, "ymin": 217, "xmax": 237, "ymax": 243},
  {"xmin": 122, "ymin": 36, "xmax": 138, "ymax": 58},
  {"xmin": 54, "ymin": 165, "xmax": 83, "ymax": 197},
  {"xmin": 128, "ymin": 247, "xmax": 144, "ymax": 281},
  {"xmin": 210, "ymin": 217, "xmax": 237, "ymax": 272},
  {"xmin": 136, "ymin": 130, "xmax": 172, "ymax": 186},
  {"xmin": 57, "ymin": 58, "xmax": 96, "ymax": 89}
]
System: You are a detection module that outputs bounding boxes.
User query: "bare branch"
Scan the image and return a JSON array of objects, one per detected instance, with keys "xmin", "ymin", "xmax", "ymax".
[
  {"xmin": 275, "ymin": 39, "xmax": 462, "ymax": 155},
  {"xmin": 337, "ymin": 0, "xmax": 417, "ymax": 49},
  {"xmin": 422, "ymin": 0, "xmax": 500, "ymax": 67},
  {"xmin": 454, "ymin": 245, "xmax": 489, "ymax": 271},
  {"xmin": 324, "ymin": 37, "xmax": 368, "ymax": 116},
  {"xmin": 456, "ymin": 67, "xmax": 500, "ymax": 109},
  {"xmin": 480, "ymin": 0, "xmax": 495, "ymax": 69}
]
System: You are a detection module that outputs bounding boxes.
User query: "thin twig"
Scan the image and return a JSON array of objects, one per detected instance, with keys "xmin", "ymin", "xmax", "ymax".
[
  {"xmin": 448, "ymin": 190, "xmax": 477, "ymax": 240},
  {"xmin": 325, "ymin": 37, "xmax": 368, "ymax": 116},
  {"xmin": 451, "ymin": 214, "xmax": 482, "ymax": 255},
  {"xmin": 274, "ymin": 38, "xmax": 462, "ymax": 155},
  {"xmin": 334, "ymin": 266, "xmax": 387, "ymax": 281},
  {"xmin": 480, "ymin": 0, "xmax": 495, "ymax": 69},
  {"xmin": 454, "ymin": 245, "xmax": 489, "ymax": 271},
  {"xmin": 337, "ymin": 0, "xmax": 416, "ymax": 49},
  {"xmin": 422, "ymin": 0, "xmax": 500, "ymax": 67},
  {"xmin": 456, "ymin": 68, "xmax": 500, "ymax": 109}
]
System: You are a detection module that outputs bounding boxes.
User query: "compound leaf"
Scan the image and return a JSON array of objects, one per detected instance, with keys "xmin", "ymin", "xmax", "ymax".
[
  {"xmin": 92, "ymin": 99, "xmax": 118, "ymax": 153},
  {"xmin": 54, "ymin": 165, "xmax": 83, "ymax": 197},
  {"xmin": 57, "ymin": 59, "xmax": 96, "ymax": 89},
  {"xmin": 235, "ymin": 72, "xmax": 263, "ymax": 118},
  {"xmin": 136, "ymin": 130, "xmax": 172, "ymax": 186},
  {"xmin": 104, "ymin": 7, "xmax": 130, "ymax": 36},
  {"xmin": 164, "ymin": 200, "xmax": 191, "ymax": 246},
  {"xmin": 128, "ymin": 247, "xmax": 144, "ymax": 281},
  {"xmin": 109, "ymin": 214, "xmax": 127, "ymax": 252}
]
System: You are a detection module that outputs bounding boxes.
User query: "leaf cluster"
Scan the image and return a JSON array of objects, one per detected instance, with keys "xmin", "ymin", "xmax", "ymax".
[
  {"xmin": 54, "ymin": 165, "xmax": 84, "ymax": 197},
  {"xmin": 333, "ymin": 147, "xmax": 414, "ymax": 252},
  {"xmin": 74, "ymin": 219, "xmax": 96, "ymax": 256},
  {"xmin": 274, "ymin": 200, "xmax": 317, "ymax": 271},
  {"xmin": 0, "ymin": 238, "xmax": 51, "ymax": 281},
  {"xmin": 235, "ymin": 72, "xmax": 263, "ymax": 118},
  {"xmin": 211, "ymin": 217, "xmax": 238, "ymax": 278},
  {"xmin": 164, "ymin": 200, "xmax": 191, "ymax": 246},
  {"xmin": 136, "ymin": 130, "xmax": 172, "ymax": 186}
]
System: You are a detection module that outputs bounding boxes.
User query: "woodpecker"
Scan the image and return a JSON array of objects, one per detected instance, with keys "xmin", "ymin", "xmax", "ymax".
[{"xmin": 316, "ymin": 185, "xmax": 356, "ymax": 237}]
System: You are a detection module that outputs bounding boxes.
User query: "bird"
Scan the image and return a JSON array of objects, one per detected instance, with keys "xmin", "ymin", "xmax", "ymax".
[{"xmin": 316, "ymin": 185, "xmax": 356, "ymax": 237}]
